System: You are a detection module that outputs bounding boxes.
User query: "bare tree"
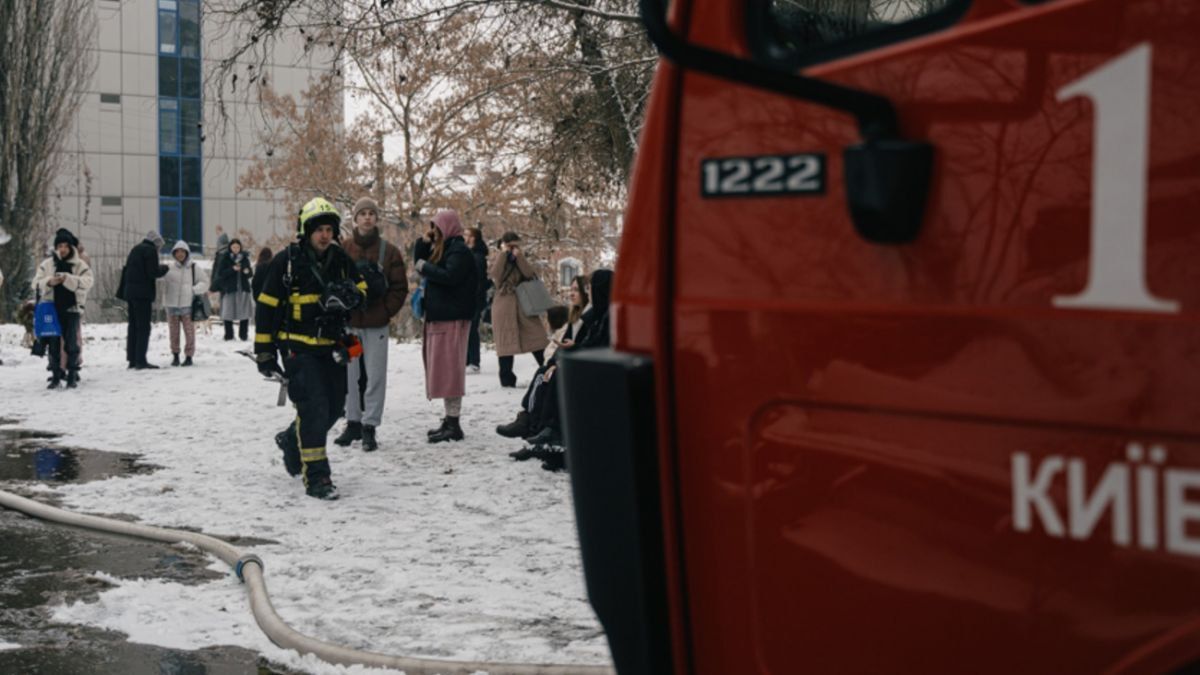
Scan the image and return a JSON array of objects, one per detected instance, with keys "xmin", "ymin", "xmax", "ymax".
[{"xmin": 0, "ymin": 0, "xmax": 95, "ymax": 320}]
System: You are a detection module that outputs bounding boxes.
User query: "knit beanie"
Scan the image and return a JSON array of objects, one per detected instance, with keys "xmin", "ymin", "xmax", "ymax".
[
  {"xmin": 353, "ymin": 197, "xmax": 380, "ymax": 219},
  {"xmin": 53, "ymin": 228, "xmax": 79, "ymax": 249},
  {"xmin": 146, "ymin": 230, "xmax": 165, "ymax": 247}
]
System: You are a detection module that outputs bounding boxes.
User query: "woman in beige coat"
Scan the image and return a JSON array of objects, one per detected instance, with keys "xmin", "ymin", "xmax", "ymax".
[{"xmin": 488, "ymin": 231, "xmax": 549, "ymax": 387}]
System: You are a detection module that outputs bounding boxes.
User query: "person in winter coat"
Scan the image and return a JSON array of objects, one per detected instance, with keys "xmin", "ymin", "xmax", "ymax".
[
  {"xmin": 414, "ymin": 210, "xmax": 479, "ymax": 443},
  {"xmin": 489, "ymin": 231, "xmax": 549, "ymax": 387},
  {"xmin": 496, "ymin": 274, "xmax": 590, "ymax": 441},
  {"xmin": 161, "ymin": 240, "xmax": 208, "ymax": 366},
  {"xmin": 332, "ymin": 197, "xmax": 409, "ymax": 452},
  {"xmin": 34, "ymin": 229, "xmax": 93, "ymax": 388},
  {"xmin": 464, "ymin": 226, "xmax": 491, "ymax": 374},
  {"xmin": 123, "ymin": 230, "xmax": 168, "ymax": 369},
  {"xmin": 251, "ymin": 247, "xmax": 274, "ymax": 301},
  {"xmin": 254, "ymin": 197, "xmax": 367, "ymax": 500},
  {"xmin": 215, "ymin": 238, "xmax": 254, "ymax": 340}
]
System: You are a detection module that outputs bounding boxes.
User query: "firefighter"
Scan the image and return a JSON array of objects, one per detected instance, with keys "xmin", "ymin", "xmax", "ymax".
[{"xmin": 254, "ymin": 197, "xmax": 367, "ymax": 500}]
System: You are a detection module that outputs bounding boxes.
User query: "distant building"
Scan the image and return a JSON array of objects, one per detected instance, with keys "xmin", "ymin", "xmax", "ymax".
[{"xmin": 50, "ymin": 0, "xmax": 339, "ymax": 315}]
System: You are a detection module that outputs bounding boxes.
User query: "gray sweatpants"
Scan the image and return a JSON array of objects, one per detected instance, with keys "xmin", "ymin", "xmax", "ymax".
[{"xmin": 345, "ymin": 325, "xmax": 390, "ymax": 427}]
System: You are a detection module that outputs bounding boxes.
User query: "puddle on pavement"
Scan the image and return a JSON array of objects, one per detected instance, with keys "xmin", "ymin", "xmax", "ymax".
[
  {"xmin": 0, "ymin": 428, "xmax": 158, "ymax": 483},
  {"xmin": 0, "ymin": 425, "xmax": 290, "ymax": 674}
]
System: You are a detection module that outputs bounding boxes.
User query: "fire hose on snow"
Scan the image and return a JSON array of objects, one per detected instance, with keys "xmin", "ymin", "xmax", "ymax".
[{"xmin": 0, "ymin": 488, "xmax": 615, "ymax": 675}]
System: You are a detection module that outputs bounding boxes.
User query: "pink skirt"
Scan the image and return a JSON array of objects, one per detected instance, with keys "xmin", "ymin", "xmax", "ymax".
[{"xmin": 423, "ymin": 320, "xmax": 471, "ymax": 399}]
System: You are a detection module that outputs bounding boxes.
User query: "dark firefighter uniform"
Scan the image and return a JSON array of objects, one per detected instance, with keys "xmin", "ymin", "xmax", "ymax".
[{"xmin": 254, "ymin": 197, "xmax": 367, "ymax": 500}]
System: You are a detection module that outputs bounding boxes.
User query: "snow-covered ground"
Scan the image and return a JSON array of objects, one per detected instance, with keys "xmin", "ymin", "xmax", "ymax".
[{"xmin": 0, "ymin": 322, "xmax": 610, "ymax": 674}]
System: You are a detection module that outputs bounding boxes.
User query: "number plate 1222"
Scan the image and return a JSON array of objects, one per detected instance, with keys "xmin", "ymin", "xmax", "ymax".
[{"xmin": 701, "ymin": 154, "xmax": 825, "ymax": 197}]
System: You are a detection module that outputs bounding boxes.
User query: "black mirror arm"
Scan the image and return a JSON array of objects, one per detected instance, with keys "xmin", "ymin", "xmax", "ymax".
[
  {"xmin": 639, "ymin": 0, "xmax": 934, "ymax": 244},
  {"xmin": 639, "ymin": 0, "xmax": 899, "ymax": 141}
]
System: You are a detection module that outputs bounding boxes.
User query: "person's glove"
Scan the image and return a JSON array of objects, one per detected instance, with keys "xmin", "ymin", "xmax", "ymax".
[
  {"xmin": 415, "ymin": 259, "xmax": 427, "ymax": 273},
  {"xmin": 256, "ymin": 350, "xmax": 282, "ymax": 378}
]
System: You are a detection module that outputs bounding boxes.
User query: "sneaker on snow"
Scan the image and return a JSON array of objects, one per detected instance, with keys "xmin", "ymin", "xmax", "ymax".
[{"xmin": 467, "ymin": 364, "xmax": 481, "ymax": 374}]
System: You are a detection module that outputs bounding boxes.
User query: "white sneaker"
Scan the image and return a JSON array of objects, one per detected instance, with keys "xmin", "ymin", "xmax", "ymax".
[{"xmin": 467, "ymin": 365, "xmax": 481, "ymax": 374}]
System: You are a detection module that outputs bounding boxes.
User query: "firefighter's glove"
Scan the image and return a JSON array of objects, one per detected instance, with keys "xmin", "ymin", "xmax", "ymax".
[{"xmin": 256, "ymin": 351, "xmax": 282, "ymax": 378}]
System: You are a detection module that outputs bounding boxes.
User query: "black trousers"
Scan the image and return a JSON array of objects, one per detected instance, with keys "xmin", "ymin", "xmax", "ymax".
[
  {"xmin": 126, "ymin": 300, "xmax": 152, "ymax": 366},
  {"xmin": 224, "ymin": 320, "xmax": 249, "ymax": 340},
  {"xmin": 466, "ymin": 308, "xmax": 482, "ymax": 367},
  {"xmin": 47, "ymin": 311, "xmax": 81, "ymax": 377},
  {"xmin": 498, "ymin": 349, "xmax": 545, "ymax": 386},
  {"xmin": 284, "ymin": 352, "xmax": 347, "ymax": 487}
]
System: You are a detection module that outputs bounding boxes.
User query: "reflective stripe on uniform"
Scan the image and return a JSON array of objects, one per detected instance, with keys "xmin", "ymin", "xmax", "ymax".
[
  {"xmin": 254, "ymin": 333, "xmax": 273, "ymax": 344},
  {"xmin": 300, "ymin": 446, "xmax": 327, "ymax": 462},
  {"xmin": 258, "ymin": 293, "xmax": 280, "ymax": 307},
  {"xmin": 277, "ymin": 331, "xmax": 336, "ymax": 346},
  {"xmin": 355, "ymin": 281, "xmax": 368, "ymax": 293},
  {"xmin": 290, "ymin": 293, "xmax": 321, "ymax": 321}
]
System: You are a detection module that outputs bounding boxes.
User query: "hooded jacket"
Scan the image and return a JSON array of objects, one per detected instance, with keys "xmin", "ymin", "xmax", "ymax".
[
  {"xmin": 161, "ymin": 240, "xmax": 209, "ymax": 310},
  {"xmin": 414, "ymin": 211, "xmax": 478, "ymax": 322},
  {"xmin": 34, "ymin": 247, "xmax": 93, "ymax": 314}
]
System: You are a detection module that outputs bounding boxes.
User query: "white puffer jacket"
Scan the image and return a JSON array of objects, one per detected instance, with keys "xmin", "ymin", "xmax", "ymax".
[{"xmin": 161, "ymin": 240, "xmax": 208, "ymax": 309}]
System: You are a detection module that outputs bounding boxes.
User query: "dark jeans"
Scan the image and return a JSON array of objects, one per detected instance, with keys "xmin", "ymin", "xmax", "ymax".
[
  {"xmin": 126, "ymin": 299, "xmax": 152, "ymax": 366},
  {"xmin": 466, "ymin": 308, "xmax": 482, "ymax": 367},
  {"xmin": 284, "ymin": 352, "xmax": 347, "ymax": 488},
  {"xmin": 47, "ymin": 311, "xmax": 81, "ymax": 377},
  {"xmin": 498, "ymin": 349, "xmax": 545, "ymax": 386}
]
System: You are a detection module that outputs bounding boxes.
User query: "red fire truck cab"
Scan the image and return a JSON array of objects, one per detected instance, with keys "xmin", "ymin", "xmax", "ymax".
[{"xmin": 559, "ymin": 0, "xmax": 1200, "ymax": 673}]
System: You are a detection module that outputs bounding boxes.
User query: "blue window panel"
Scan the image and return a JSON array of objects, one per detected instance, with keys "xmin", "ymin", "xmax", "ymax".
[
  {"xmin": 159, "ymin": 157, "xmax": 180, "ymax": 197},
  {"xmin": 160, "ymin": 200, "xmax": 180, "ymax": 252},
  {"xmin": 159, "ymin": 56, "xmax": 179, "ymax": 97},
  {"xmin": 180, "ymin": 58, "xmax": 201, "ymax": 98},
  {"xmin": 158, "ymin": 10, "xmax": 177, "ymax": 54},
  {"xmin": 181, "ymin": 157, "xmax": 201, "ymax": 198},
  {"xmin": 179, "ymin": 1, "xmax": 200, "ymax": 58},
  {"xmin": 159, "ymin": 102, "xmax": 178, "ymax": 153},
  {"xmin": 181, "ymin": 100, "xmax": 201, "ymax": 156},
  {"xmin": 158, "ymin": 0, "xmax": 177, "ymax": 9},
  {"xmin": 181, "ymin": 200, "xmax": 202, "ymax": 251}
]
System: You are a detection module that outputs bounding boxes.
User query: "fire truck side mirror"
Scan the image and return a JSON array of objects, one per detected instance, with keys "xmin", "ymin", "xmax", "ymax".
[{"xmin": 639, "ymin": 0, "xmax": 934, "ymax": 244}]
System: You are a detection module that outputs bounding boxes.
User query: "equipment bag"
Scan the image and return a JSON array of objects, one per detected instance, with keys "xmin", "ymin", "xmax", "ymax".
[
  {"xmin": 516, "ymin": 278, "xmax": 555, "ymax": 317},
  {"xmin": 190, "ymin": 266, "xmax": 211, "ymax": 322}
]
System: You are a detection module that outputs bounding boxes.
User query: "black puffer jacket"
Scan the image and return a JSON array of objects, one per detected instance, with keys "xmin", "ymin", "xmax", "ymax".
[
  {"xmin": 254, "ymin": 243, "xmax": 366, "ymax": 355},
  {"xmin": 415, "ymin": 237, "xmax": 477, "ymax": 322},
  {"xmin": 123, "ymin": 239, "xmax": 167, "ymax": 301}
]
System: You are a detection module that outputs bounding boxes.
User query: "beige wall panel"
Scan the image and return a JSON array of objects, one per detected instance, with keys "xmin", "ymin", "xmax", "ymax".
[{"xmin": 122, "ymin": 53, "xmax": 157, "ymax": 97}]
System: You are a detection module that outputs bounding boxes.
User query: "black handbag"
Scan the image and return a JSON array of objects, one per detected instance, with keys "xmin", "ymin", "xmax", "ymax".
[{"xmin": 190, "ymin": 266, "xmax": 211, "ymax": 321}]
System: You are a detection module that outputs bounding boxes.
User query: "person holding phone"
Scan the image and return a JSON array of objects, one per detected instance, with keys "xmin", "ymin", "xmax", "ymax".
[
  {"xmin": 34, "ymin": 229, "xmax": 93, "ymax": 388},
  {"xmin": 488, "ymin": 231, "xmax": 549, "ymax": 387}
]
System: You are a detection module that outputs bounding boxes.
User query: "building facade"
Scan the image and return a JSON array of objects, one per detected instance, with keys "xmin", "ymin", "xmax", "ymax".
[{"xmin": 51, "ymin": 0, "xmax": 339, "ymax": 315}]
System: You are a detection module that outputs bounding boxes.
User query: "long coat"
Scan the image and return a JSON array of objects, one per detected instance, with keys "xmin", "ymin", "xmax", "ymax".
[
  {"xmin": 124, "ymin": 239, "xmax": 166, "ymax": 301},
  {"xmin": 488, "ymin": 252, "xmax": 549, "ymax": 357}
]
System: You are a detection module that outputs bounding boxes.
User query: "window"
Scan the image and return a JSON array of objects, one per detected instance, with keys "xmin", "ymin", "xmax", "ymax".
[
  {"xmin": 558, "ymin": 258, "xmax": 582, "ymax": 290},
  {"xmin": 180, "ymin": 100, "xmax": 201, "ymax": 155},
  {"xmin": 751, "ymin": 0, "xmax": 970, "ymax": 68},
  {"xmin": 160, "ymin": 200, "xmax": 179, "ymax": 250},
  {"xmin": 181, "ymin": 200, "xmax": 202, "ymax": 250},
  {"xmin": 100, "ymin": 93, "xmax": 121, "ymax": 105},
  {"xmin": 159, "ymin": 56, "xmax": 179, "ymax": 97},
  {"xmin": 181, "ymin": 157, "xmax": 201, "ymax": 197},
  {"xmin": 160, "ymin": 157, "xmax": 180, "ymax": 196},
  {"xmin": 159, "ymin": 100, "xmax": 178, "ymax": 153},
  {"xmin": 180, "ymin": 58, "xmax": 201, "ymax": 98},
  {"xmin": 179, "ymin": 0, "xmax": 200, "ymax": 58},
  {"xmin": 101, "ymin": 196, "xmax": 122, "ymax": 207},
  {"xmin": 158, "ymin": 10, "xmax": 177, "ymax": 54}
]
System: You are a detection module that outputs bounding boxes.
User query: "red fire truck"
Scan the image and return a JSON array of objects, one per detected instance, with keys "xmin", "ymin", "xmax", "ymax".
[{"xmin": 559, "ymin": 0, "xmax": 1200, "ymax": 673}]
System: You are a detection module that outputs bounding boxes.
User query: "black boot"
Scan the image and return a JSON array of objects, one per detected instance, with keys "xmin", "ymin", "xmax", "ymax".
[
  {"xmin": 541, "ymin": 448, "xmax": 567, "ymax": 472},
  {"xmin": 334, "ymin": 421, "xmax": 362, "ymax": 447},
  {"xmin": 306, "ymin": 477, "xmax": 339, "ymax": 500},
  {"xmin": 508, "ymin": 446, "xmax": 539, "ymax": 461},
  {"xmin": 495, "ymin": 411, "xmax": 530, "ymax": 438},
  {"xmin": 224, "ymin": 321, "xmax": 234, "ymax": 341},
  {"xmin": 171, "ymin": 353, "xmax": 181, "ymax": 367},
  {"xmin": 65, "ymin": 370, "xmax": 79, "ymax": 389},
  {"xmin": 524, "ymin": 426, "xmax": 561, "ymax": 447},
  {"xmin": 427, "ymin": 417, "xmax": 449, "ymax": 438},
  {"xmin": 239, "ymin": 320, "xmax": 249, "ymax": 341},
  {"xmin": 275, "ymin": 424, "xmax": 302, "ymax": 477},
  {"xmin": 182, "ymin": 356, "xmax": 193, "ymax": 367},
  {"xmin": 47, "ymin": 372, "xmax": 63, "ymax": 389},
  {"xmin": 429, "ymin": 416, "xmax": 464, "ymax": 443},
  {"xmin": 361, "ymin": 425, "xmax": 378, "ymax": 452}
]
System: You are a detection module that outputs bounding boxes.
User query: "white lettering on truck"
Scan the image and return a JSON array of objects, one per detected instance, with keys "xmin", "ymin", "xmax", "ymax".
[{"xmin": 1012, "ymin": 444, "xmax": 1200, "ymax": 556}]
